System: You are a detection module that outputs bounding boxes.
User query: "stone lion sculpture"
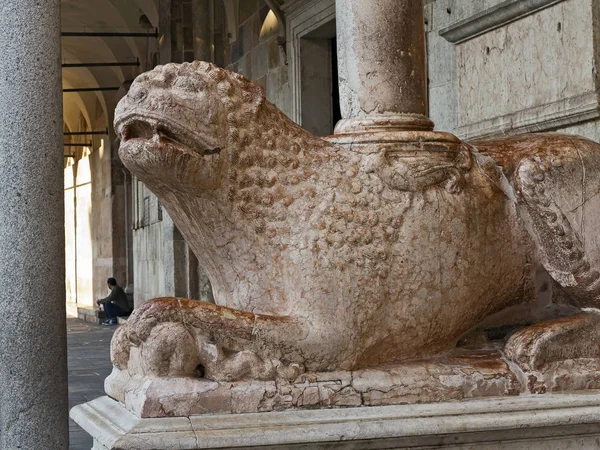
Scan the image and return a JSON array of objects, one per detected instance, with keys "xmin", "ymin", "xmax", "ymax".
[{"xmin": 112, "ymin": 61, "xmax": 600, "ymax": 384}]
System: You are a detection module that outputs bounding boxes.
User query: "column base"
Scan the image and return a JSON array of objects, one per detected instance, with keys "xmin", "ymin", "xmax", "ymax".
[
  {"xmin": 334, "ymin": 114, "xmax": 435, "ymax": 135},
  {"xmin": 326, "ymin": 128, "xmax": 460, "ymax": 148},
  {"xmin": 71, "ymin": 393, "xmax": 600, "ymax": 449}
]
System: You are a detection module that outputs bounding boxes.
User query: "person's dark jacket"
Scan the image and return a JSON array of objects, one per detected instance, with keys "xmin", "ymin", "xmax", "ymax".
[{"xmin": 99, "ymin": 285, "xmax": 131, "ymax": 312}]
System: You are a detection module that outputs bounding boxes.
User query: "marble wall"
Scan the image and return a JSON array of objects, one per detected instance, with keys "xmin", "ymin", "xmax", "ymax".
[
  {"xmin": 427, "ymin": 0, "xmax": 600, "ymax": 141},
  {"xmin": 226, "ymin": 0, "xmax": 291, "ymax": 115},
  {"xmin": 425, "ymin": 0, "xmax": 459, "ymax": 132},
  {"xmin": 456, "ymin": 0, "xmax": 597, "ymax": 138}
]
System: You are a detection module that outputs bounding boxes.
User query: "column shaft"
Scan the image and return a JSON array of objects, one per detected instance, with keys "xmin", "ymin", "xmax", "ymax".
[
  {"xmin": 0, "ymin": 1, "xmax": 68, "ymax": 449},
  {"xmin": 193, "ymin": 0, "xmax": 212, "ymax": 61},
  {"xmin": 335, "ymin": 0, "xmax": 433, "ymax": 133},
  {"xmin": 159, "ymin": 0, "xmax": 173, "ymax": 64}
]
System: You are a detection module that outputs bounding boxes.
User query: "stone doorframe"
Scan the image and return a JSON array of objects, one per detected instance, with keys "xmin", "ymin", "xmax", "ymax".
[{"xmin": 282, "ymin": 0, "xmax": 335, "ymax": 125}]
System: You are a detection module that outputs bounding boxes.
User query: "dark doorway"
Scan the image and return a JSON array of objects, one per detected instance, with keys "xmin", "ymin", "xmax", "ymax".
[{"xmin": 300, "ymin": 19, "xmax": 340, "ymax": 136}]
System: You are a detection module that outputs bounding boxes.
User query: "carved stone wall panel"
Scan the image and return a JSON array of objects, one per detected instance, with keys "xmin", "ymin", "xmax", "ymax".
[
  {"xmin": 425, "ymin": 0, "xmax": 459, "ymax": 133},
  {"xmin": 441, "ymin": 0, "xmax": 566, "ymax": 44},
  {"xmin": 456, "ymin": 0, "xmax": 598, "ymax": 139}
]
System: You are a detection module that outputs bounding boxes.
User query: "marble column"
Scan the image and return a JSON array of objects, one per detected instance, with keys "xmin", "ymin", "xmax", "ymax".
[
  {"xmin": 158, "ymin": 0, "xmax": 173, "ymax": 64},
  {"xmin": 335, "ymin": 0, "xmax": 434, "ymax": 134},
  {"xmin": 193, "ymin": 0, "xmax": 212, "ymax": 61},
  {"xmin": 0, "ymin": 1, "xmax": 68, "ymax": 449}
]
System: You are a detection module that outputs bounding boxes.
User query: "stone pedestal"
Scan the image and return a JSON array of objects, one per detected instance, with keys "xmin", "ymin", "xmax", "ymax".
[
  {"xmin": 72, "ymin": 393, "xmax": 600, "ymax": 449},
  {"xmin": 0, "ymin": 0, "xmax": 68, "ymax": 448}
]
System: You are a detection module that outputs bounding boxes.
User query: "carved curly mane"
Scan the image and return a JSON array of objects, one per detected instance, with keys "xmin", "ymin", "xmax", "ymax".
[{"xmin": 133, "ymin": 61, "xmax": 266, "ymax": 145}]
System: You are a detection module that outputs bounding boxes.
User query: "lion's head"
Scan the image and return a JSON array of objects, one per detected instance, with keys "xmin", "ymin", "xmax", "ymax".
[{"xmin": 114, "ymin": 61, "xmax": 265, "ymax": 192}]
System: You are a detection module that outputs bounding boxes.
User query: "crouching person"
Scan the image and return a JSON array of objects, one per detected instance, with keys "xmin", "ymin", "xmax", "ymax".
[{"xmin": 96, "ymin": 277, "xmax": 132, "ymax": 325}]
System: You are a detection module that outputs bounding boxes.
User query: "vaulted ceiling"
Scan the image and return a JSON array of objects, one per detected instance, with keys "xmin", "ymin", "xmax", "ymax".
[
  {"xmin": 60, "ymin": 0, "xmax": 288, "ymax": 154},
  {"xmin": 61, "ymin": 0, "xmax": 159, "ymax": 136}
]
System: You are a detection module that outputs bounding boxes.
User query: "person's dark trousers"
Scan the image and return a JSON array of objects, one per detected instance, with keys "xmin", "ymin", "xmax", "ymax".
[{"xmin": 103, "ymin": 302, "xmax": 128, "ymax": 320}]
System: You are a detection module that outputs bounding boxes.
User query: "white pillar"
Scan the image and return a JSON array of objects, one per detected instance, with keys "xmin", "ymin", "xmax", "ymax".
[
  {"xmin": 335, "ymin": 0, "xmax": 433, "ymax": 134},
  {"xmin": 0, "ymin": 0, "xmax": 68, "ymax": 448}
]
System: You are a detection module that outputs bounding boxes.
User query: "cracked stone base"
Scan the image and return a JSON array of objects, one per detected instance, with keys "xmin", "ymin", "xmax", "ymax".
[
  {"xmin": 105, "ymin": 349, "xmax": 600, "ymax": 418},
  {"xmin": 71, "ymin": 393, "xmax": 600, "ymax": 449}
]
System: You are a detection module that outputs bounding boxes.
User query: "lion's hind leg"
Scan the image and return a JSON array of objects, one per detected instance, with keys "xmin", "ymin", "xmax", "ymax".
[
  {"xmin": 512, "ymin": 135, "xmax": 600, "ymax": 307},
  {"xmin": 499, "ymin": 135, "xmax": 600, "ymax": 370},
  {"xmin": 504, "ymin": 310, "xmax": 600, "ymax": 372}
]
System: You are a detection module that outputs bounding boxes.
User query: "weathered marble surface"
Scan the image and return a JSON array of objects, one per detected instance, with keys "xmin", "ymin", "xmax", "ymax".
[
  {"xmin": 106, "ymin": 348, "xmax": 520, "ymax": 417},
  {"xmin": 112, "ymin": 60, "xmax": 600, "ymax": 394},
  {"xmin": 71, "ymin": 393, "xmax": 600, "ymax": 449},
  {"xmin": 106, "ymin": 338, "xmax": 600, "ymax": 418}
]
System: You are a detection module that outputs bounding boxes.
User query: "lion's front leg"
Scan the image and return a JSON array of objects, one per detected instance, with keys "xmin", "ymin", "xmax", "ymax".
[{"xmin": 111, "ymin": 297, "xmax": 305, "ymax": 381}]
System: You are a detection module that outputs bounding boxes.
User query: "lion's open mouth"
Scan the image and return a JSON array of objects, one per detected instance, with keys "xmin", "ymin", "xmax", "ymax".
[{"xmin": 116, "ymin": 113, "xmax": 221, "ymax": 157}]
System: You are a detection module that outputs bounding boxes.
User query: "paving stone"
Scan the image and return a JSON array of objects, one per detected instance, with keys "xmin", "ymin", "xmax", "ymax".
[{"xmin": 67, "ymin": 318, "xmax": 116, "ymax": 450}]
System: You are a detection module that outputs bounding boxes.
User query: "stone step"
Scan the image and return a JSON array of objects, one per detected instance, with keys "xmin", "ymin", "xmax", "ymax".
[
  {"xmin": 77, "ymin": 307, "xmax": 130, "ymax": 325},
  {"xmin": 71, "ymin": 393, "xmax": 600, "ymax": 449},
  {"xmin": 77, "ymin": 307, "xmax": 106, "ymax": 325}
]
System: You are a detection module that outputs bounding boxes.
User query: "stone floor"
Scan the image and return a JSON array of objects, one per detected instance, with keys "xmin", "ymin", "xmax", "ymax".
[{"xmin": 67, "ymin": 317, "xmax": 116, "ymax": 450}]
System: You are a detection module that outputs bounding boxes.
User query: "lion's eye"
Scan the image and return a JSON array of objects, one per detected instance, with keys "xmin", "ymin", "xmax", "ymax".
[
  {"xmin": 129, "ymin": 87, "xmax": 148, "ymax": 102},
  {"xmin": 173, "ymin": 77, "xmax": 200, "ymax": 92}
]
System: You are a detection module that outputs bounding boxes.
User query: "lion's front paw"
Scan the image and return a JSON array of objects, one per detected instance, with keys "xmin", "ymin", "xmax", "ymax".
[
  {"xmin": 110, "ymin": 325, "xmax": 131, "ymax": 370},
  {"xmin": 199, "ymin": 342, "xmax": 302, "ymax": 381},
  {"xmin": 125, "ymin": 322, "xmax": 201, "ymax": 377}
]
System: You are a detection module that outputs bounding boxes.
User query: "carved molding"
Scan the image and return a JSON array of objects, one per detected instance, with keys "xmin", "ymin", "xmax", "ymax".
[
  {"xmin": 280, "ymin": 0, "xmax": 313, "ymax": 15},
  {"xmin": 439, "ymin": 0, "xmax": 566, "ymax": 44},
  {"xmin": 73, "ymin": 393, "xmax": 600, "ymax": 449},
  {"xmin": 265, "ymin": 0, "xmax": 285, "ymax": 16},
  {"xmin": 457, "ymin": 91, "xmax": 600, "ymax": 140}
]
